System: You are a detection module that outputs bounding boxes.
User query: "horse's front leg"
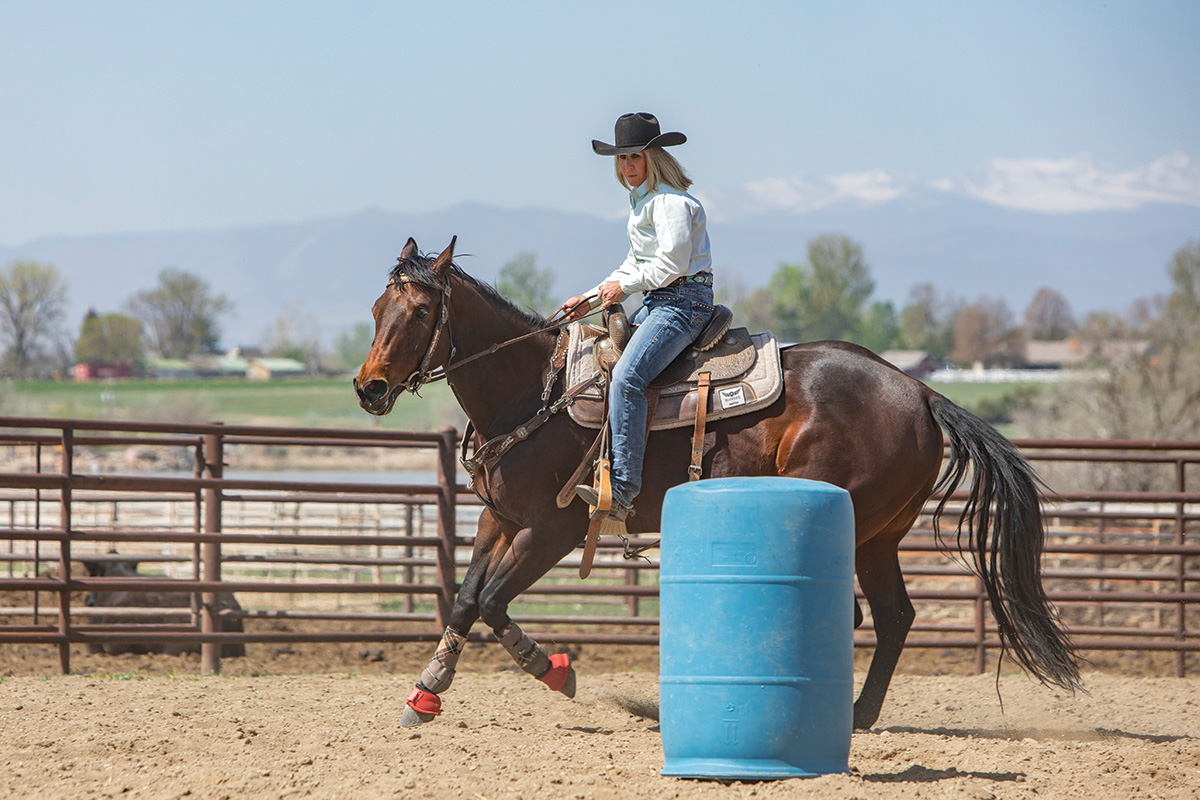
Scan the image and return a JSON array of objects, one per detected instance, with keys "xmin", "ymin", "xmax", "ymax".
[
  {"xmin": 401, "ymin": 509, "xmax": 508, "ymax": 727},
  {"xmin": 479, "ymin": 519, "xmax": 582, "ymax": 700}
]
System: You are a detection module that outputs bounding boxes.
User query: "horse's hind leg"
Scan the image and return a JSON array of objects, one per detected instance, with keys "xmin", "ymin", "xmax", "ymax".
[
  {"xmin": 853, "ymin": 534, "xmax": 914, "ymax": 730},
  {"xmin": 401, "ymin": 510, "xmax": 507, "ymax": 727}
]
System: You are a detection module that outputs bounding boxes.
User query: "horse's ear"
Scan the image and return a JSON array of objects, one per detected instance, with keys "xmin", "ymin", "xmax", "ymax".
[
  {"xmin": 432, "ymin": 236, "xmax": 457, "ymax": 279},
  {"xmin": 400, "ymin": 238, "xmax": 419, "ymax": 261}
]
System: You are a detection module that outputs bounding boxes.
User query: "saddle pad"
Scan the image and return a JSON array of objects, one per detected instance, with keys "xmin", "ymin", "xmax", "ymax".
[{"xmin": 564, "ymin": 322, "xmax": 784, "ymax": 431}]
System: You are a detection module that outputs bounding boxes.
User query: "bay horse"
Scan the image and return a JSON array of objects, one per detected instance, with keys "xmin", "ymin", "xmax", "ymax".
[{"xmin": 354, "ymin": 237, "xmax": 1081, "ymax": 730}]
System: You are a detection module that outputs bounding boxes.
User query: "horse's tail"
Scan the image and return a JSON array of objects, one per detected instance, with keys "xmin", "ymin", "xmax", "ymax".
[{"xmin": 928, "ymin": 396, "xmax": 1082, "ymax": 692}]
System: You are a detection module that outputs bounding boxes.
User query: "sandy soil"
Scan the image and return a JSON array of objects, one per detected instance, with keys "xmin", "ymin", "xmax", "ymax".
[{"xmin": 0, "ymin": 658, "xmax": 1197, "ymax": 800}]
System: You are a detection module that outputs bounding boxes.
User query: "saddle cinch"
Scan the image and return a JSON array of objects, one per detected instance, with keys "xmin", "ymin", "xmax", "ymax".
[{"xmin": 563, "ymin": 303, "xmax": 783, "ymax": 433}]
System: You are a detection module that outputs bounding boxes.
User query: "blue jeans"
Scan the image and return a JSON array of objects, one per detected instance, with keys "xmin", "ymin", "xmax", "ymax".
[{"xmin": 609, "ymin": 283, "xmax": 715, "ymax": 507}]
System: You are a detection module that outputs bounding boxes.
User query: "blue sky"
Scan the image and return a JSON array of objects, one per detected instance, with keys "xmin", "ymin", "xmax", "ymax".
[{"xmin": 1, "ymin": 0, "xmax": 1198, "ymax": 245}]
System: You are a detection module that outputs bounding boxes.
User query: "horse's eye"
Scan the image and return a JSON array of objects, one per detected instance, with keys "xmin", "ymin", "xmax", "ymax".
[{"xmin": 414, "ymin": 306, "xmax": 430, "ymax": 320}]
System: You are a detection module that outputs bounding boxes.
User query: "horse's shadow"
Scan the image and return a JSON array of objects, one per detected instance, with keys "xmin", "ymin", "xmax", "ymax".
[{"xmin": 876, "ymin": 724, "xmax": 1193, "ymax": 744}]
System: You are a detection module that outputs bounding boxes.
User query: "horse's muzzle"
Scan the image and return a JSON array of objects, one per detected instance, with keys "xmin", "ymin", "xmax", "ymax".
[{"xmin": 353, "ymin": 377, "xmax": 399, "ymax": 416}]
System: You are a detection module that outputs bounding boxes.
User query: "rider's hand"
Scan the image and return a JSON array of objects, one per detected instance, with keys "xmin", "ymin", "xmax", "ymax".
[
  {"xmin": 560, "ymin": 295, "xmax": 593, "ymax": 321},
  {"xmin": 596, "ymin": 281, "xmax": 625, "ymax": 309}
]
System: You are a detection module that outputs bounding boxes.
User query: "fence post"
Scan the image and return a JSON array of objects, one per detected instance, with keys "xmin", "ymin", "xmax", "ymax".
[
  {"xmin": 973, "ymin": 577, "xmax": 987, "ymax": 675},
  {"xmin": 201, "ymin": 429, "xmax": 224, "ymax": 675},
  {"xmin": 435, "ymin": 427, "xmax": 458, "ymax": 629},
  {"xmin": 1175, "ymin": 458, "xmax": 1187, "ymax": 678},
  {"xmin": 403, "ymin": 505, "xmax": 415, "ymax": 614},
  {"xmin": 625, "ymin": 568, "xmax": 639, "ymax": 617},
  {"xmin": 57, "ymin": 426, "xmax": 73, "ymax": 675}
]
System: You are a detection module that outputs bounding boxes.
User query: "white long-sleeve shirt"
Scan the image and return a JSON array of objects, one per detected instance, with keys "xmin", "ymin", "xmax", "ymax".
[{"xmin": 595, "ymin": 181, "xmax": 713, "ymax": 296}]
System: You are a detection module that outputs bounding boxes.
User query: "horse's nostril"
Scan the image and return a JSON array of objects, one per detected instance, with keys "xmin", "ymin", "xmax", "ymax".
[{"xmin": 360, "ymin": 379, "xmax": 389, "ymax": 402}]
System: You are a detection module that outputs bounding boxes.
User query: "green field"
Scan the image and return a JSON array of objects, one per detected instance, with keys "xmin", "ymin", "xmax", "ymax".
[
  {"xmin": 0, "ymin": 376, "xmax": 466, "ymax": 432},
  {"xmin": 925, "ymin": 381, "xmax": 1046, "ymax": 437},
  {"xmin": 925, "ymin": 381, "xmax": 1042, "ymax": 407}
]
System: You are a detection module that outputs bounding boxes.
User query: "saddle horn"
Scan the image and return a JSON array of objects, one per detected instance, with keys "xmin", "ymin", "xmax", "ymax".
[{"xmin": 604, "ymin": 303, "xmax": 632, "ymax": 352}]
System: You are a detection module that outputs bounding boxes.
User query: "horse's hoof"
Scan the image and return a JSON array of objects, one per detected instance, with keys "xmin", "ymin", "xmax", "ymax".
[
  {"xmin": 852, "ymin": 708, "xmax": 878, "ymax": 731},
  {"xmin": 400, "ymin": 705, "xmax": 437, "ymax": 727},
  {"xmin": 558, "ymin": 666, "xmax": 577, "ymax": 699}
]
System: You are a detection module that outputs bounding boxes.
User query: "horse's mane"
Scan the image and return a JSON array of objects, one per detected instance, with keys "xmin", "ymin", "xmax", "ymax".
[{"xmin": 389, "ymin": 250, "xmax": 550, "ymax": 332}]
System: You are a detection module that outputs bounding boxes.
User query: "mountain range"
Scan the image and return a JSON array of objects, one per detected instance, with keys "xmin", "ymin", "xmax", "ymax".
[{"xmin": 1, "ymin": 191, "xmax": 1197, "ymax": 349}]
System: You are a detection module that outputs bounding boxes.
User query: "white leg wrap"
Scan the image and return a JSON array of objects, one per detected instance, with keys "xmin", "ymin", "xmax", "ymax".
[
  {"xmin": 497, "ymin": 620, "xmax": 550, "ymax": 678},
  {"xmin": 418, "ymin": 627, "xmax": 466, "ymax": 694}
]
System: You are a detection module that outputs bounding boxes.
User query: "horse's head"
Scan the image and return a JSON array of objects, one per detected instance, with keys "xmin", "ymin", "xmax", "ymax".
[{"xmin": 354, "ymin": 236, "xmax": 457, "ymax": 415}]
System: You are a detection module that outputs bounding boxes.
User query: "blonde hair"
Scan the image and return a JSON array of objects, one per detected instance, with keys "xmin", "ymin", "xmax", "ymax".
[{"xmin": 614, "ymin": 147, "xmax": 693, "ymax": 192}]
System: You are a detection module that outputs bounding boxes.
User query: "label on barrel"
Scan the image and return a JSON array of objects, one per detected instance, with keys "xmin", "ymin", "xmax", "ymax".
[{"xmin": 712, "ymin": 542, "xmax": 757, "ymax": 566}]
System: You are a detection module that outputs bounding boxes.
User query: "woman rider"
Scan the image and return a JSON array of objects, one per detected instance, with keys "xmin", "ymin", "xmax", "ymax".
[{"xmin": 561, "ymin": 112, "xmax": 716, "ymax": 522}]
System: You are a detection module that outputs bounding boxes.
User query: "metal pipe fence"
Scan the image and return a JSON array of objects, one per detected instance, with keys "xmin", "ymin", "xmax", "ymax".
[{"xmin": 0, "ymin": 417, "xmax": 1196, "ymax": 677}]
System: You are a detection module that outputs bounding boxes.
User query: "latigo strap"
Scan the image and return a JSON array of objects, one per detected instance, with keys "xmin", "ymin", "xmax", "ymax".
[{"xmin": 689, "ymin": 372, "xmax": 712, "ymax": 480}]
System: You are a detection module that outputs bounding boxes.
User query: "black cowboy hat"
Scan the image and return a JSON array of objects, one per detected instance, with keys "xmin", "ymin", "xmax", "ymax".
[{"xmin": 592, "ymin": 112, "xmax": 687, "ymax": 156}]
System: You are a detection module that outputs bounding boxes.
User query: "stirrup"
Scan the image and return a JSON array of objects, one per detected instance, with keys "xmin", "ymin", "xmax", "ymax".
[{"xmin": 574, "ymin": 485, "xmax": 633, "ymax": 521}]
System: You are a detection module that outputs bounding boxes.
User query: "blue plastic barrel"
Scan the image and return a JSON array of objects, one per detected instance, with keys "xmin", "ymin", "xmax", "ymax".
[{"xmin": 659, "ymin": 477, "xmax": 855, "ymax": 779}]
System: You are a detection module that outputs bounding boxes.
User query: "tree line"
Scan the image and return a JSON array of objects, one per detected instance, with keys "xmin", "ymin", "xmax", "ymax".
[
  {"xmin": 722, "ymin": 233, "xmax": 1093, "ymax": 364},
  {"xmin": 2, "ymin": 235, "xmax": 1196, "ymax": 381},
  {"xmin": 0, "ymin": 264, "xmax": 351, "ymax": 378},
  {"xmin": 1015, "ymin": 239, "xmax": 1200, "ymax": 464},
  {"xmin": 498, "ymin": 234, "xmax": 1197, "ymax": 368}
]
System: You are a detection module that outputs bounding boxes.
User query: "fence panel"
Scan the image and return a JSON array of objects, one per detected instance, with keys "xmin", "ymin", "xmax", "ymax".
[{"xmin": 0, "ymin": 418, "xmax": 1196, "ymax": 676}]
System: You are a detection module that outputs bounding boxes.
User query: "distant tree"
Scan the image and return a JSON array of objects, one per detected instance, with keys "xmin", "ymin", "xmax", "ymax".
[
  {"xmin": 331, "ymin": 321, "xmax": 375, "ymax": 372},
  {"xmin": 803, "ymin": 235, "xmax": 874, "ymax": 341},
  {"xmin": 1155, "ymin": 240, "xmax": 1200, "ymax": 354},
  {"xmin": 1076, "ymin": 310, "xmax": 1131, "ymax": 349},
  {"xmin": 1023, "ymin": 287, "xmax": 1075, "ymax": 340},
  {"xmin": 898, "ymin": 283, "xmax": 961, "ymax": 361},
  {"xmin": 263, "ymin": 302, "xmax": 320, "ymax": 370},
  {"xmin": 0, "ymin": 260, "xmax": 69, "ymax": 377},
  {"xmin": 1126, "ymin": 295, "xmax": 1165, "ymax": 337},
  {"xmin": 75, "ymin": 310, "xmax": 144, "ymax": 366},
  {"xmin": 1144, "ymin": 240, "xmax": 1200, "ymax": 398},
  {"xmin": 127, "ymin": 269, "xmax": 231, "ymax": 358},
  {"xmin": 740, "ymin": 234, "xmax": 875, "ymax": 343},
  {"xmin": 763, "ymin": 262, "xmax": 807, "ymax": 342},
  {"xmin": 496, "ymin": 252, "xmax": 556, "ymax": 315},
  {"xmin": 1166, "ymin": 240, "xmax": 1200, "ymax": 319},
  {"xmin": 949, "ymin": 296, "xmax": 1022, "ymax": 366},
  {"xmin": 849, "ymin": 300, "xmax": 900, "ymax": 354},
  {"xmin": 730, "ymin": 285, "xmax": 783, "ymax": 339}
]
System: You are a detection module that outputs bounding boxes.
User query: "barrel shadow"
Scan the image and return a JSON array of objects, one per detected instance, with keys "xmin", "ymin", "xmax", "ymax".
[
  {"xmin": 861, "ymin": 765, "xmax": 1023, "ymax": 784},
  {"xmin": 878, "ymin": 724, "xmax": 1193, "ymax": 744}
]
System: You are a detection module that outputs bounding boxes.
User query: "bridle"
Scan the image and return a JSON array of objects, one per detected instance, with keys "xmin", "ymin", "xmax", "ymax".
[{"xmin": 387, "ymin": 274, "xmax": 455, "ymax": 394}]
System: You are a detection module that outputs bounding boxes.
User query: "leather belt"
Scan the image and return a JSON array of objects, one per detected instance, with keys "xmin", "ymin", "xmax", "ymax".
[{"xmin": 667, "ymin": 272, "xmax": 713, "ymax": 287}]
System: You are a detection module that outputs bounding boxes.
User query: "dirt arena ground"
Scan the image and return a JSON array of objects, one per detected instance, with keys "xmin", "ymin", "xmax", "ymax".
[{"xmin": 0, "ymin": 637, "xmax": 1197, "ymax": 800}]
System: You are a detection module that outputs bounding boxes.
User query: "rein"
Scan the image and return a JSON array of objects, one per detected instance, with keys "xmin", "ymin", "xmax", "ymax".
[
  {"xmin": 391, "ymin": 275, "xmax": 599, "ymax": 394},
  {"xmin": 441, "ymin": 296, "xmax": 601, "ymax": 375}
]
